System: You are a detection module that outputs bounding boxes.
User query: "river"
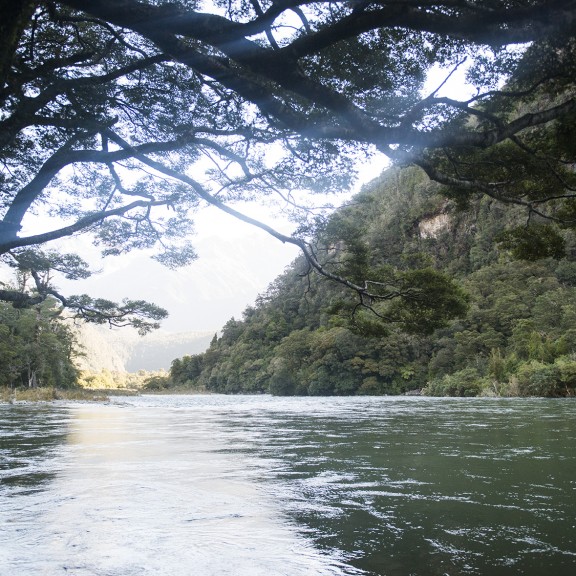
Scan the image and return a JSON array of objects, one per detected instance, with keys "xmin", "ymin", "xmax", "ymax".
[{"xmin": 1, "ymin": 395, "xmax": 575, "ymax": 575}]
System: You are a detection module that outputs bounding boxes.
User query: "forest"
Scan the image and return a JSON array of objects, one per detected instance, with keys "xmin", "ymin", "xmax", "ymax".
[
  {"xmin": 1, "ymin": 2, "xmax": 576, "ymax": 396},
  {"xmin": 166, "ymin": 166, "xmax": 576, "ymax": 397},
  {"xmin": 0, "ymin": 296, "xmax": 78, "ymax": 389},
  {"xmin": 5, "ymin": 156, "xmax": 576, "ymax": 396}
]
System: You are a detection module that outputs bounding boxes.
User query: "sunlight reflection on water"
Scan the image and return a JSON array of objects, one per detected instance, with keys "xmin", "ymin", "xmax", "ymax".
[{"xmin": 1, "ymin": 399, "xmax": 363, "ymax": 576}]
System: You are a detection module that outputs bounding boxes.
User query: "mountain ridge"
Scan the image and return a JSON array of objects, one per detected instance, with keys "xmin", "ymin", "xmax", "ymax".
[{"xmin": 74, "ymin": 324, "xmax": 214, "ymax": 372}]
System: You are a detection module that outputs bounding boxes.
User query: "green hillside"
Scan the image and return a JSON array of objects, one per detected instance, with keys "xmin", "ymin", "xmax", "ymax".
[{"xmin": 166, "ymin": 167, "xmax": 576, "ymax": 397}]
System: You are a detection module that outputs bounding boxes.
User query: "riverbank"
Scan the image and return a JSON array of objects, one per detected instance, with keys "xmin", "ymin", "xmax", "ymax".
[{"xmin": 0, "ymin": 386, "xmax": 140, "ymax": 403}]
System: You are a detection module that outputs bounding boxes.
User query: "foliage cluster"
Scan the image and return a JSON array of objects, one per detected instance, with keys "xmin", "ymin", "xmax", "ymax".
[
  {"xmin": 0, "ymin": 296, "xmax": 167, "ymax": 393},
  {"xmin": 170, "ymin": 167, "xmax": 576, "ymax": 397},
  {"xmin": 0, "ymin": 297, "xmax": 78, "ymax": 389}
]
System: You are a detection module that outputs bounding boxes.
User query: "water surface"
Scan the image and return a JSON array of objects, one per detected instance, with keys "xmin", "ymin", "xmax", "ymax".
[{"xmin": 1, "ymin": 396, "xmax": 575, "ymax": 575}]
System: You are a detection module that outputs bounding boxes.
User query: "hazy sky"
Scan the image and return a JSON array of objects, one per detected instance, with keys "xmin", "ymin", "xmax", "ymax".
[{"xmin": 57, "ymin": 206, "xmax": 301, "ymax": 333}]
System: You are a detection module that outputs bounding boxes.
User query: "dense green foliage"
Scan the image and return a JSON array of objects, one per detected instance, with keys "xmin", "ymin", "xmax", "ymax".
[
  {"xmin": 0, "ymin": 298, "xmax": 78, "ymax": 389},
  {"xmin": 170, "ymin": 167, "xmax": 576, "ymax": 397}
]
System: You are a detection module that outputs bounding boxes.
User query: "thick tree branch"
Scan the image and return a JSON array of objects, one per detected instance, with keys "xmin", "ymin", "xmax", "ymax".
[
  {"xmin": 0, "ymin": 133, "xmax": 205, "ymax": 243},
  {"xmin": 0, "ymin": 288, "xmax": 43, "ymax": 308},
  {"xmin": 56, "ymin": 0, "xmax": 576, "ymax": 155},
  {"xmin": 0, "ymin": 198, "xmax": 171, "ymax": 253}
]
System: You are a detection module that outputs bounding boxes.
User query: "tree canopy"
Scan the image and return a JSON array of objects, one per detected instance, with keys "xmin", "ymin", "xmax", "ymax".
[{"xmin": 1, "ymin": 0, "xmax": 575, "ymax": 328}]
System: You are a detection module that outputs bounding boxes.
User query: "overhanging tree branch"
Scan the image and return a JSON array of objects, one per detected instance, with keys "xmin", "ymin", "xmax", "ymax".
[
  {"xmin": 102, "ymin": 127, "xmax": 439, "ymax": 306},
  {"xmin": 1, "ymin": 0, "xmax": 575, "ymax": 331},
  {"xmin": 0, "ymin": 198, "xmax": 173, "ymax": 253}
]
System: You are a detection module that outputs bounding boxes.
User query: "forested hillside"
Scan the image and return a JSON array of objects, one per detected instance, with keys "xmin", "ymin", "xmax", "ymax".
[{"xmin": 168, "ymin": 167, "xmax": 576, "ymax": 397}]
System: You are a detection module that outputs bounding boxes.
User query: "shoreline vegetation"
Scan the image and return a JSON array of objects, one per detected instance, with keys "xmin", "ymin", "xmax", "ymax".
[
  {"xmin": 0, "ymin": 386, "xmax": 113, "ymax": 403},
  {"xmin": 0, "ymin": 369, "xmax": 169, "ymax": 403},
  {"xmin": 0, "ymin": 384, "xmax": 211, "ymax": 403},
  {"xmin": 2, "ymin": 384, "xmax": 575, "ymax": 404}
]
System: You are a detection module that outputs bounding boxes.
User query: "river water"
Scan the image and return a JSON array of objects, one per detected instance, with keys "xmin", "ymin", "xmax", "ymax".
[{"xmin": 1, "ymin": 395, "xmax": 575, "ymax": 576}]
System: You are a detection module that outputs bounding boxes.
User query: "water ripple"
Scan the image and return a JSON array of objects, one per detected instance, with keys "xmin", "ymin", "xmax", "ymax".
[{"xmin": 2, "ymin": 396, "xmax": 576, "ymax": 575}]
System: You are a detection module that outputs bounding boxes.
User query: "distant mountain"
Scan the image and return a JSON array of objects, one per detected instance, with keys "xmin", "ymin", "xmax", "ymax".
[
  {"xmin": 74, "ymin": 324, "xmax": 214, "ymax": 372},
  {"xmin": 126, "ymin": 330, "xmax": 214, "ymax": 371},
  {"xmin": 54, "ymin": 219, "xmax": 299, "ymax": 333}
]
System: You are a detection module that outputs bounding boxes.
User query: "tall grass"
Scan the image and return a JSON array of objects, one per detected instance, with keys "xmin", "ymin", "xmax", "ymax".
[{"xmin": 0, "ymin": 387, "xmax": 109, "ymax": 403}]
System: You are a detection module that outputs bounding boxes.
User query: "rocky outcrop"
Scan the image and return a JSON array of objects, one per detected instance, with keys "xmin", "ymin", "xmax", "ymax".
[{"xmin": 418, "ymin": 213, "xmax": 450, "ymax": 239}]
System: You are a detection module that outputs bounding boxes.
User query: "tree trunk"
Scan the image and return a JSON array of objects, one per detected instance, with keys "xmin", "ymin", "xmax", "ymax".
[{"xmin": 27, "ymin": 366, "xmax": 38, "ymax": 388}]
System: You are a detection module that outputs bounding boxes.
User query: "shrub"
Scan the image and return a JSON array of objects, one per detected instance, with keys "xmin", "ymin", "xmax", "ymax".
[
  {"xmin": 556, "ymin": 357, "xmax": 576, "ymax": 395},
  {"xmin": 514, "ymin": 361, "xmax": 560, "ymax": 396},
  {"xmin": 143, "ymin": 374, "xmax": 172, "ymax": 390},
  {"xmin": 424, "ymin": 367, "xmax": 484, "ymax": 397}
]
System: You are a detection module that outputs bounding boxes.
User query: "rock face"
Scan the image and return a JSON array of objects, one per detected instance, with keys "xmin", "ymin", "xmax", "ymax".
[
  {"xmin": 74, "ymin": 324, "xmax": 214, "ymax": 372},
  {"xmin": 418, "ymin": 213, "xmax": 450, "ymax": 239}
]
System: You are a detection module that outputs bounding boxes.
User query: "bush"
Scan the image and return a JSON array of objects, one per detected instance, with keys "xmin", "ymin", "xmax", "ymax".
[
  {"xmin": 269, "ymin": 366, "xmax": 296, "ymax": 396},
  {"xmin": 143, "ymin": 374, "xmax": 172, "ymax": 390},
  {"xmin": 424, "ymin": 367, "xmax": 484, "ymax": 397},
  {"xmin": 514, "ymin": 361, "xmax": 560, "ymax": 396},
  {"xmin": 307, "ymin": 377, "xmax": 334, "ymax": 396},
  {"xmin": 555, "ymin": 356, "xmax": 576, "ymax": 394},
  {"xmin": 508, "ymin": 357, "xmax": 576, "ymax": 397}
]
